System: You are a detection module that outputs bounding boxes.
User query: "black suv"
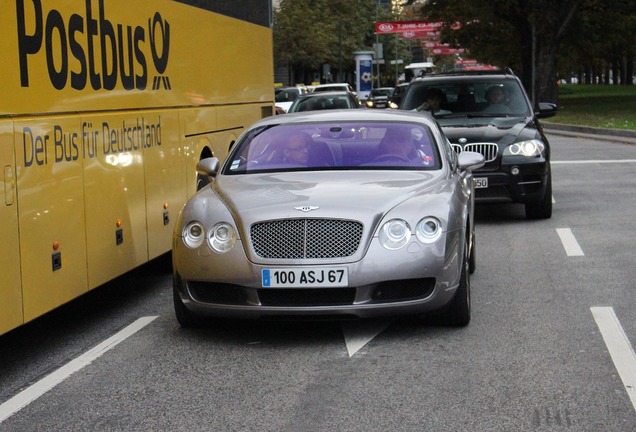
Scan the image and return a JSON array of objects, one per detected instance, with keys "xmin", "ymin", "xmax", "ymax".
[{"xmin": 399, "ymin": 70, "xmax": 557, "ymax": 219}]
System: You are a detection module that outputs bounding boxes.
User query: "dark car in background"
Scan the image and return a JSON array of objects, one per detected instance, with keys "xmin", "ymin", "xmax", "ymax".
[
  {"xmin": 399, "ymin": 69, "xmax": 557, "ymax": 219},
  {"xmin": 365, "ymin": 87, "xmax": 397, "ymax": 109},
  {"xmin": 286, "ymin": 91, "xmax": 360, "ymax": 113},
  {"xmin": 391, "ymin": 83, "xmax": 409, "ymax": 106}
]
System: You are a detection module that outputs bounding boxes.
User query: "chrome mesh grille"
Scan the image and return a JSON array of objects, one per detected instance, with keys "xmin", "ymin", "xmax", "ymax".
[
  {"xmin": 251, "ymin": 219, "xmax": 363, "ymax": 259},
  {"xmin": 451, "ymin": 142, "xmax": 499, "ymax": 162}
]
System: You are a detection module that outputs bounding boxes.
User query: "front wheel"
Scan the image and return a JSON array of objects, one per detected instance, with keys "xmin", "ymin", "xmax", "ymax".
[
  {"xmin": 442, "ymin": 240, "xmax": 471, "ymax": 327},
  {"xmin": 173, "ymin": 276, "xmax": 205, "ymax": 328},
  {"xmin": 525, "ymin": 172, "xmax": 552, "ymax": 219},
  {"xmin": 468, "ymin": 232, "xmax": 476, "ymax": 274}
]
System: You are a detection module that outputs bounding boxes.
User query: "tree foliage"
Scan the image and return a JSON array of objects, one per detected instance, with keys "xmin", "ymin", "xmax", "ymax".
[
  {"xmin": 274, "ymin": 0, "xmax": 405, "ymax": 84},
  {"xmin": 273, "ymin": 0, "xmax": 635, "ymax": 99},
  {"xmin": 413, "ymin": 0, "xmax": 635, "ymax": 102}
]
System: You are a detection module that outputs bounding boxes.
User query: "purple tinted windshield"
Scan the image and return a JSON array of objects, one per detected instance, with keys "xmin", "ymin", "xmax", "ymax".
[{"xmin": 225, "ymin": 122, "xmax": 440, "ymax": 174}]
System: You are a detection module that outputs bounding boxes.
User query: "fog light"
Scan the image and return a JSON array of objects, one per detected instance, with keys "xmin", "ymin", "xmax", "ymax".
[{"xmin": 511, "ymin": 166, "xmax": 520, "ymax": 175}]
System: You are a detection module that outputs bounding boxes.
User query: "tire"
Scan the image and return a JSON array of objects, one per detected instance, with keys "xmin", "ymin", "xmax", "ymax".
[
  {"xmin": 468, "ymin": 230, "xmax": 476, "ymax": 275},
  {"xmin": 173, "ymin": 276, "xmax": 205, "ymax": 328},
  {"xmin": 196, "ymin": 173, "xmax": 210, "ymax": 191},
  {"xmin": 525, "ymin": 172, "xmax": 552, "ymax": 219},
  {"xmin": 443, "ymin": 240, "xmax": 471, "ymax": 327}
]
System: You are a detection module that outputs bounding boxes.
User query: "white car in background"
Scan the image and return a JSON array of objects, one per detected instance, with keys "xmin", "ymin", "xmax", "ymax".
[{"xmin": 275, "ymin": 86, "xmax": 308, "ymax": 113}]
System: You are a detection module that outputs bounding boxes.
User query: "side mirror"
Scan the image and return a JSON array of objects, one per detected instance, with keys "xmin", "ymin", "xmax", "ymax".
[
  {"xmin": 457, "ymin": 151, "xmax": 485, "ymax": 172},
  {"xmin": 536, "ymin": 102, "xmax": 558, "ymax": 119},
  {"xmin": 196, "ymin": 157, "xmax": 220, "ymax": 179}
]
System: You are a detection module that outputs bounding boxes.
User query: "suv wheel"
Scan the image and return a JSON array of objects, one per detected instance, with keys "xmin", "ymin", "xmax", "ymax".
[{"xmin": 525, "ymin": 172, "xmax": 552, "ymax": 219}]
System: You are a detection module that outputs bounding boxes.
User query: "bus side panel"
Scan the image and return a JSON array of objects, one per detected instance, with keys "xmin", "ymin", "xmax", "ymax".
[
  {"xmin": 1, "ymin": 1, "xmax": 275, "ymax": 117},
  {"xmin": 180, "ymin": 108, "xmax": 220, "ymax": 199},
  {"xmin": 1, "ymin": 120, "xmax": 23, "ymax": 334},
  {"xmin": 82, "ymin": 113, "xmax": 149, "ymax": 289},
  {"xmin": 14, "ymin": 117, "xmax": 89, "ymax": 322},
  {"xmin": 143, "ymin": 111, "xmax": 185, "ymax": 260}
]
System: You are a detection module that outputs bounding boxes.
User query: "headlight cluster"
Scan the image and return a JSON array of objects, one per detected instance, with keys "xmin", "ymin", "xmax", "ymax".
[
  {"xmin": 378, "ymin": 217, "xmax": 442, "ymax": 250},
  {"xmin": 503, "ymin": 139, "xmax": 545, "ymax": 157},
  {"xmin": 182, "ymin": 221, "xmax": 237, "ymax": 253}
]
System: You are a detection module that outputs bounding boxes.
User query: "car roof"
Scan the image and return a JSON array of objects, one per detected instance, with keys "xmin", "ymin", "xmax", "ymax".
[
  {"xmin": 297, "ymin": 91, "xmax": 351, "ymax": 98},
  {"xmin": 410, "ymin": 69, "xmax": 520, "ymax": 83},
  {"xmin": 257, "ymin": 108, "xmax": 437, "ymax": 127}
]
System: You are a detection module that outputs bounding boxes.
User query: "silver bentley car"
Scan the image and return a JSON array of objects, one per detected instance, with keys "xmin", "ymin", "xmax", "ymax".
[{"xmin": 172, "ymin": 110, "xmax": 484, "ymax": 327}]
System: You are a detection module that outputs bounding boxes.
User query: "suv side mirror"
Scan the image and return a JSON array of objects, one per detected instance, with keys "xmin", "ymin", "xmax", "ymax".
[{"xmin": 536, "ymin": 103, "xmax": 558, "ymax": 119}]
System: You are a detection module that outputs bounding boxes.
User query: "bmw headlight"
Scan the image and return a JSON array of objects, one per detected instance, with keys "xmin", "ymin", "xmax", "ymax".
[
  {"xmin": 415, "ymin": 217, "xmax": 443, "ymax": 243},
  {"xmin": 379, "ymin": 219, "xmax": 411, "ymax": 250},
  {"xmin": 503, "ymin": 140, "xmax": 545, "ymax": 157},
  {"xmin": 207, "ymin": 222, "xmax": 237, "ymax": 253},
  {"xmin": 183, "ymin": 221, "xmax": 205, "ymax": 248}
]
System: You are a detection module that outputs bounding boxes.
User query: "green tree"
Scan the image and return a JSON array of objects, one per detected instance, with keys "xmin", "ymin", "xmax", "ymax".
[
  {"xmin": 274, "ymin": 0, "xmax": 410, "ymax": 85},
  {"xmin": 414, "ymin": 0, "xmax": 584, "ymax": 103},
  {"xmin": 408, "ymin": 0, "xmax": 635, "ymax": 102}
]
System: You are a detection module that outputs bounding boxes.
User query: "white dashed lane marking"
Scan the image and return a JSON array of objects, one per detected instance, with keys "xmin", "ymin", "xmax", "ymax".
[
  {"xmin": 0, "ymin": 316, "xmax": 158, "ymax": 424},
  {"xmin": 556, "ymin": 228, "xmax": 584, "ymax": 256},
  {"xmin": 591, "ymin": 307, "xmax": 636, "ymax": 413}
]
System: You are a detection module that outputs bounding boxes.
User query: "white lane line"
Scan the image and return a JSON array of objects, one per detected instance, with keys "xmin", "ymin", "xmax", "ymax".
[
  {"xmin": 342, "ymin": 318, "xmax": 394, "ymax": 357},
  {"xmin": 591, "ymin": 307, "xmax": 636, "ymax": 413},
  {"xmin": 552, "ymin": 159, "xmax": 636, "ymax": 165},
  {"xmin": 556, "ymin": 228, "xmax": 584, "ymax": 256},
  {"xmin": 0, "ymin": 316, "xmax": 158, "ymax": 424}
]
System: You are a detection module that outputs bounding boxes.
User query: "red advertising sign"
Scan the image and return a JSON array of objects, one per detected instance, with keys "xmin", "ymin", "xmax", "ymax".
[
  {"xmin": 430, "ymin": 47, "xmax": 466, "ymax": 55},
  {"xmin": 375, "ymin": 21, "xmax": 460, "ymax": 35}
]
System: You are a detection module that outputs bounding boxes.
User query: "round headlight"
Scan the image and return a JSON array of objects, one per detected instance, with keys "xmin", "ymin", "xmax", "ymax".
[
  {"xmin": 208, "ymin": 222, "xmax": 237, "ymax": 253},
  {"xmin": 379, "ymin": 219, "xmax": 411, "ymax": 250},
  {"xmin": 504, "ymin": 140, "xmax": 545, "ymax": 157},
  {"xmin": 415, "ymin": 217, "xmax": 443, "ymax": 243},
  {"xmin": 183, "ymin": 221, "xmax": 204, "ymax": 248}
]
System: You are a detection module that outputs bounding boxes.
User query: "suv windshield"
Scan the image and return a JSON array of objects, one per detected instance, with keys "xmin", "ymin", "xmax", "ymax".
[{"xmin": 401, "ymin": 79, "xmax": 531, "ymax": 117}]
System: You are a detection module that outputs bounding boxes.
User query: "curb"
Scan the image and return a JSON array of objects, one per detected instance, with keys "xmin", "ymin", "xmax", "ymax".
[{"xmin": 543, "ymin": 122, "xmax": 636, "ymax": 145}]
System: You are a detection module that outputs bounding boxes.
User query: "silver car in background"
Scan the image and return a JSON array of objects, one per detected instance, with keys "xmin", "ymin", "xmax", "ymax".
[{"xmin": 173, "ymin": 110, "xmax": 484, "ymax": 327}]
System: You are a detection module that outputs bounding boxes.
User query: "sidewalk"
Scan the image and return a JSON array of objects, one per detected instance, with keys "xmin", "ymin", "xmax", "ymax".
[{"xmin": 543, "ymin": 122, "xmax": 636, "ymax": 145}]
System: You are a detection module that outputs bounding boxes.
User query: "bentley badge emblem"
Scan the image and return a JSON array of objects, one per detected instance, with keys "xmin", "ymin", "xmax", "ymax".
[
  {"xmin": 294, "ymin": 206, "xmax": 320, "ymax": 212},
  {"xmin": 458, "ymin": 137, "xmax": 468, "ymax": 144}
]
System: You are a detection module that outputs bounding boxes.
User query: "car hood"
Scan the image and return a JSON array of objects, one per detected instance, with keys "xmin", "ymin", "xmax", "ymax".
[
  {"xmin": 437, "ymin": 116, "xmax": 533, "ymax": 145},
  {"xmin": 212, "ymin": 170, "xmax": 447, "ymax": 230}
]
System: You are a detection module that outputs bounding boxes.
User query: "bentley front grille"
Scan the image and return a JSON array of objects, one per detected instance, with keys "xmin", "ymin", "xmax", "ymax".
[
  {"xmin": 250, "ymin": 218, "xmax": 364, "ymax": 259},
  {"xmin": 451, "ymin": 142, "xmax": 499, "ymax": 162}
]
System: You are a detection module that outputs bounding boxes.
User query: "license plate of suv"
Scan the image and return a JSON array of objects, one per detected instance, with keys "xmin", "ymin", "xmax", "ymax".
[{"xmin": 474, "ymin": 177, "xmax": 488, "ymax": 188}]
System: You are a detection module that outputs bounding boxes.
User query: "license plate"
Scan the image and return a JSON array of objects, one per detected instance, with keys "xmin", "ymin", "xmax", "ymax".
[
  {"xmin": 262, "ymin": 268, "xmax": 348, "ymax": 287},
  {"xmin": 474, "ymin": 177, "xmax": 488, "ymax": 188}
]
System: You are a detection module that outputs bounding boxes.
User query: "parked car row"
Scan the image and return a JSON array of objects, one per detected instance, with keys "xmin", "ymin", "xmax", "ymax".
[
  {"xmin": 275, "ymin": 83, "xmax": 360, "ymax": 114},
  {"xmin": 275, "ymin": 83, "xmax": 411, "ymax": 113}
]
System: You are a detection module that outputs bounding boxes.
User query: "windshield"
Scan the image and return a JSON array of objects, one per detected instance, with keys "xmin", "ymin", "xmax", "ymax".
[
  {"xmin": 401, "ymin": 78, "xmax": 531, "ymax": 117},
  {"xmin": 224, "ymin": 122, "xmax": 441, "ymax": 175},
  {"xmin": 370, "ymin": 88, "xmax": 393, "ymax": 97},
  {"xmin": 275, "ymin": 88, "xmax": 301, "ymax": 103},
  {"xmin": 287, "ymin": 94, "xmax": 353, "ymax": 112}
]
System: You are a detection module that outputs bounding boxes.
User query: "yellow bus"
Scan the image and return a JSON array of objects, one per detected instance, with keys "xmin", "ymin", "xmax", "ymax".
[{"xmin": 1, "ymin": 0, "xmax": 275, "ymax": 335}]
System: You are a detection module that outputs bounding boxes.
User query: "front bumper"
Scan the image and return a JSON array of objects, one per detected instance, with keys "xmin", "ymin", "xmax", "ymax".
[
  {"xmin": 173, "ymin": 231, "xmax": 464, "ymax": 319},
  {"xmin": 473, "ymin": 157, "xmax": 549, "ymax": 204}
]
